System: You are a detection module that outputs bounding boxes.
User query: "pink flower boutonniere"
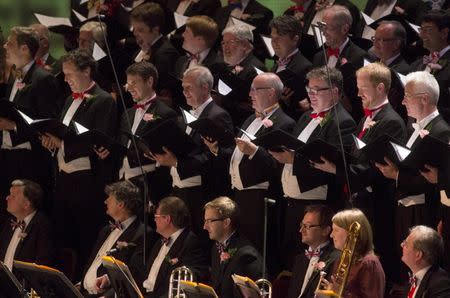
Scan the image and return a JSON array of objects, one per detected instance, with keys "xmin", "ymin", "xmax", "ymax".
[
  {"xmin": 340, "ymin": 57, "xmax": 348, "ymax": 66},
  {"xmin": 232, "ymin": 65, "xmax": 244, "ymax": 75},
  {"xmin": 262, "ymin": 118, "xmax": 273, "ymax": 128},
  {"xmin": 143, "ymin": 113, "xmax": 160, "ymax": 122},
  {"xmin": 363, "ymin": 120, "xmax": 377, "ymax": 131},
  {"xmin": 419, "ymin": 129, "xmax": 430, "ymax": 139},
  {"xmin": 313, "ymin": 261, "xmax": 327, "ymax": 271},
  {"xmin": 220, "ymin": 248, "xmax": 237, "ymax": 264},
  {"xmin": 115, "ymin": 241, "xmax": 131, "ymax": 250},
  {"xmin": 16, "ymin": 82, "xmax": 28, "ymax": 91},
  {"xmin": 165, "ymin": 256, "xmax": 179, "ymax": 266}
]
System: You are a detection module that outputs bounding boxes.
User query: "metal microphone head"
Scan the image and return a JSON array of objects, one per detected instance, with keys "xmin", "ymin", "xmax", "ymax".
[{"xmin": 317, "ymin": 21, "xmax": 327, "ymax": 29}]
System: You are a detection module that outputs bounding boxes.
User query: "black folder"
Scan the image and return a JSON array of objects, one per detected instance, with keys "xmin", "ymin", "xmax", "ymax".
[
  {"xmin": 0, "ymin": 100, "xmax": 20, "ymax": 122},
  {"xmin": 253, "ymin": 129, "xmax": 304, "ymax": 152},
  {"xmin": 298, "ymin": 138, "xmax": 350, "ymax": 166},
  {"xmin": 102, "ymin": 256, "xmax": 144, "ymax": 298},
  {"xmin": 358, "ymin": 134, "xmax": 406, "ymax": 165},
  {"xmin": 13, "ymin": 260, "xmax": 83, "ymax": 298},
  {"xmin": 141, "ymin": 119, "xmax": 196, "ymax": 158},
  {"xmin": 277, "ymin": 67, "xmax": 307, "ymax": 100},
  {"xmin": 26, "ymin": 118, "xmax": 70, "ymax": 139},
  {"xmin": 188, "ymin": 118, "xmax": 235, "ymax": 147},
  {"xmin": 73, "ymin": 122, "xmax": 128, "ymax": 156},
  {"xmin": 402, "ymin": 135, "xmax": 450, "ymax": 171},
  {"xmin": 0, "ymin": 261, "xmax": 23, "ymax": 298}
]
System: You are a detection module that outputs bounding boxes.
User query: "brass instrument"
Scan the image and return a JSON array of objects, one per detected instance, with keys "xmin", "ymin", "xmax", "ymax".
[
  {"xmin": 169, "ymin": 266, "xmax": 193, "ymax": 298},
  {"xmin": 255, "ymin": 278, "xmax": 272, "ymax": 298},
  {"xmin": 29, "ymin": 289, "xmax": 40, "ymax": 298},
  {"xmin": 315, "ymin": 221, "xmax": 361, "ymax": 298}
]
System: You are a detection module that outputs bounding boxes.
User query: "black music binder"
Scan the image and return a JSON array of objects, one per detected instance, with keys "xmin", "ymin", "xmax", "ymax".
[
  {"xmin": 0, "ymin": 261, "xmax": 23, "ymax": 298},
  {"xmin": 102, "ymin": 256, "xmax": 144, "ymax": 298}
]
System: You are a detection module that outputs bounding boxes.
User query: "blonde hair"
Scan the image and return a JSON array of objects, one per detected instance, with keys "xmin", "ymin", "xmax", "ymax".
[
  {"xmin": 332, "ymin": 209, "xmax": 374, "ymax": 260},
  {"xmin": 186, "ymin": 15, "xmax": 219, "ymax": 48},
  {"xmin": 356, "ymin": 62, "xmax": 391, "ymax": 91}
]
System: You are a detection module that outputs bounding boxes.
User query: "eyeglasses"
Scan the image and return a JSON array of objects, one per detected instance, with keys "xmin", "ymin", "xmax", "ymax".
[
  {"xmin": 250, "ymin": 87, "xmax": 272, "ymax": 92},
  {"xmin": 204, "ymin": 218, "xmax": 226, "ymax": 225},
  {"xmin": 221, "ymin": 39, "xmax": 241, "ymax": 47},
  {"xmin": 154, "ymin": 214, "xmax": 168, "ymax": 219},
  {"xmin": 300, "ymin": 223, "xmax": 321, "ymax": 230},
  {"xmin": 418, "ymin": 26, "xmax": 434, "ymax": 34},
  {"xmin": 371, "ymin": 36, "xmax": 397, "ymax": 43},
  {"xmin": 305, "ymin": 86, "xmax": 332, "ymax": 95},
  {"xmin": 403, "ymin": 92, "xmax": 428, "ymax": 100}
]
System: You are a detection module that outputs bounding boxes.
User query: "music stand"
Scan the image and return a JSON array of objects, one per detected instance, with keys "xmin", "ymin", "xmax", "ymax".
[
  {"xmin": 179, "ymin": 280, "xmax": 218, "ymax": 298},
  {"xmin": 0, "ymin": 261, "xmax": 24, "ymax": 298},
  {"xmin": 13, "ymin": 261, "xmax": 83, "ymax": 298},
  {"xmin": 101, "ymin": 256, "xmax": 144, "ymax": 298},
  {"xmin": 232, "ymin": 274, "xmax": 261, "ymax": 298}
]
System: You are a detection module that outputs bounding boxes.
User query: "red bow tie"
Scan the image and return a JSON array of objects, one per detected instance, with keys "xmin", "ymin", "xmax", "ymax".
[
  {"xmin": 35, "ymin": 58, "xmax": 45, "ymax": 67},
  {"xmin": 305, "ymin": 249, "xmax": 321, "ymax": 259},
  {"xmin": 326, "ymin": 47, "xmax": 339, "ymax": 58},
  {"xmin": 289, "ymin": 5, "xmax": 304, "ymax": 12},
  {"xmin": 423, "ymin": 51, "xmax": 440, "ymax": 65},
  {"xmin": 72, "ymin": 92, "xmax": 86, "ymax": 100},
  {"xmin": 109, "ymin": 221, "xmax": 123, "ymax": 231},
  {"xmin": 11, "ymin": 219, "xmax": 25, "ymax": 231},
  {"xmin": 188, "ymin": 52, "xmax": 200, "ymax": 62},
  {"xmin": 310, "ymin": 111, "xmax": 327, "ymax": 119},
  {"xmin": 133, "ymin": 98, "xmax": 154, "ymax": 110},
  {"xmin": 363, "ymin": 105, "xmax": 385, "ymax": 118}
]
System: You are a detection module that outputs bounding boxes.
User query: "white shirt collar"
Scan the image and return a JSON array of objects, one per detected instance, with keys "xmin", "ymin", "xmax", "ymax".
[
  {"xmin": 414, "ymin": 265, "xmax": 432, "ymax": 284},
  {"xmin": 197, "ymin": 48, "xmax": 211, "ymax": 64},
  {"xmin": 308, "ymin": 240, "xmax": 330, "ymax": 252},
  {"xmin": 166, "ymin": 228, "xmax": 185, "ymax": 247},
  {"xmin": 191, "ymin": 97, "xmax": 213, "ymax": 117},
  {"xmin": 438, "ymin": 45, "xmax": 450, "ymax": 58},
  {"xmin": 20, "ymin": 60, "xmax": 35, "ymax": 79},
  {"xmin": 417, "ymin": 110, "xmax": 439, "ymax": 129},
  {"xmin": 338, "ymin": 37, "xmax": 350, "ymax": 53},
  {"xmin": 120, "ymin": 215, "xmax": 137, "ymax": 230},
  {"xmin": 21, "ymin": 210, "xmax": 37, "ymax": 227}
]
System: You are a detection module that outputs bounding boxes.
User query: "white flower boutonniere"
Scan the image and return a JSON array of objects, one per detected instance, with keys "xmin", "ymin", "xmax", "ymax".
[
  {"xmin": 165, "ymin": 256, "xmax": 179, "ymax": 266},
  {"xmin": 313, "ymin": 261, "xmax": 327, "ymax": 271},
  {"xmin": 232, "ymin": 65, "xmax": 244, "ymax": 75},
  {"xmin": 143, "ymin": 113, "xmax": 160, "ymax": 122},
  {"xmin": 419, "ymin": 129, "xmax": 430, "ymax": 139},
  {"xmin": 363, "ymin": 120, "xmax": 377, "ymax": 131}
]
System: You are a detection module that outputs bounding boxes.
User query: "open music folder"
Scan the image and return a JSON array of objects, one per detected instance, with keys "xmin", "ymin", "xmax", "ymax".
[
  {"xmin": 179, "ymin": 280, "xmax": 219, "ymax": 298},
  {"xmin": 101, "ymin": 256, "xmax": 144, "ymax": 298},
  {"xmin": 13, "ymin": 260, "xmax": 83, "ymax": 298}
]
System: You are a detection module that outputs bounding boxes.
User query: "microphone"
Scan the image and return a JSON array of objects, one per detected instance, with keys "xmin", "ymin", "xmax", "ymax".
[
  {"xmin": 312, "ymin": 21, "xmax": 327, "ymax": 30},
  {"xmin": 106, "ymin": 242, "xmax": 137, "ymax": 256}
]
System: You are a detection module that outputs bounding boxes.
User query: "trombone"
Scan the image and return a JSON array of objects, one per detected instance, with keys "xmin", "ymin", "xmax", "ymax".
[{"xmin": 169, "ymin": 266, "xmax": 193, "ymax": 298}]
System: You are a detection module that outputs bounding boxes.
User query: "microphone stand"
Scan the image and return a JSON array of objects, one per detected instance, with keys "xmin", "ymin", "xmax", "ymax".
[
  {"xmin": 311, "ymin": 22, "xmax": 354, "ymax": 206},
  {"xmin": 97, "ymin": 15, "xmax": 151, "ymax": 265},
  {"xmin": 262, "ymin": 197, "xmax": 275, "ymax": 279}
]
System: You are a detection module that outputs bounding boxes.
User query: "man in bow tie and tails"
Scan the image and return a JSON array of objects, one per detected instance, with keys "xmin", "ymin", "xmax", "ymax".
[
  {"xmin": 40, "ymin": 49, "xmax": 117, "ymax": 279},
  {"xmin": 0, "ymin": 179, "xmax": 54, "ymax": 275},
  {"xmin": 401, "ymin": 225, "xmax": 450, "ymax": 297},
  {"xmin": 79, "ymin": 180, "xmax": 156, "ymax": 297},
  {"xmin": 287, "ymin": 204, "xmax": 339, "ymax": 298},
  {"xmin": 97, "ymin": 196, "xmax": 208, "ymax": 297},
  {"xmin": 204, "ymin": 196, "xmax": 263, "ymax": 298},
  {"xmin": 376, "ymin": 71, "xmax": 450, "ymax": 283},
  {"xmin": 411, "ymin": 10, "xmax": 450, "ymax": 123},
  {"xmin": 269, "ymin": 66, "xmax": 355, "ymax": 268}
]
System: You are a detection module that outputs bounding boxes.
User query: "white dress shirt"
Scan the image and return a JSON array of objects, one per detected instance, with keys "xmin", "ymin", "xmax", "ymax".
[
  {"xmin": 411, "ymin": 266, "xmax": 432, "ymax": 298},
  {"xmin": 299, "ymin": 241, "xmax": 330, "ymax": 297},
  {"xmin": 83, "ymin": 216, "xmax": 136, "ymax": 294},
  {"xmin": 188, "ymin": 48, "xmax": 210, "ymax": 69},
  {"xmin": 4, "ymin": 211, "xmax": 36, "ymax": 271},
  {"xmin": 143, "ymin": 228, "xmax": 184, "ymax": 292},
  {"xmin": 327, "ymin": 38, "xmax": 349, "ymax": 68}
]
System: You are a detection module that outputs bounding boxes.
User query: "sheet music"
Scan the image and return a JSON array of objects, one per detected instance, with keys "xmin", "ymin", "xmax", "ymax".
[
  {"xmin": 34, "ymin": 13, "xmax": 72, "ymax": 28},
  {"xmin": 218, "ymin": 79, "xmax": 232, "ymax": 96}
]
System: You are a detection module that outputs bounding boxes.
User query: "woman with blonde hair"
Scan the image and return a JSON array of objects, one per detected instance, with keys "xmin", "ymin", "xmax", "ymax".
[{"xmin": 319, "ymin": 209, "xmax": 385, "ymax": 297}]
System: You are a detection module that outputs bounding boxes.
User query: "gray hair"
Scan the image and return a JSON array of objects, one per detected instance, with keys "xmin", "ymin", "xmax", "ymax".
[
  {"xmin": 80, "ymin": 21, "xmax": 107, "ymax": 49},
  {"xmin": 105, "ymin": 180, "xmax": 142, "ymax": 215},
  {"xmin": 222, "ymin": 25, "xmax": 254, "ymax": 44},
  {"xmin": 183, "ymin": 65, "xmax": 214, "ymax": 91},
  {"xmin": 405, "ymin": 71, "xmax": 440, "ymax": 105},
  {"xmin": 306, "ymin": 66, "xmax": 343, "ymax": 94},
  {"xmin": 325, "ymin": 5, "xmax": 352, "ymax": 28},
  {"xmin": 410, "ymin": 225, "xmax": 443, "ymax": 266},
  {"xmin": 11, "ymin": 179, "xmax": 43, "ymax": 210}
]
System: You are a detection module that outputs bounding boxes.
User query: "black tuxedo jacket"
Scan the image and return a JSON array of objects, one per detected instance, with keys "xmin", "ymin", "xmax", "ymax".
[
  {"xmin": 59, "ymin": 83, "xmax": 117, "ymax": 162},
  {"xmin": 291, "ymin": 103, "xmax": 356, "ymax": 203},
  {"xmin": 313, "ymin": 41, "xmax": 366, "ymax": 121},
  {"xmin": 3, "ymin": 62, "xmax": 62, "ymax": 145},
  {"xmin": 287, "ymin": 242, "xmax": 340, "ymax": 298},
  {"xmin": 130, "ymin": 229, "xmax": 209, "ymax": 298},
  {"xmin": 166, "ymin": 0, "xmax": 221, "ymax": 17},
  {"xmin": 0, "ymin": 211, "xmax": 54, "ymax": 268},
  {"xmin": 211, "ymin": 233, "xmax": 264, "ymax": 298},
  {"xmin": 81, "ymin": 219, "xmax": 146, "ymax": 282},
  {"xmin": 397, "ymin": 115, "xmax": 450, "ymax": 198},
  {"xmin": 223, "ymin": 107, "xmax": 296, "ymax": 189},
  {"xmin": 177, "ymin": 101, "xmax": 233, "ymax": 198},
  {"xmin": 411, "ymin": 50, "xmax": 450, "ymax": 123},
  {"xmin": 343, "ymin": 103, "xmax": 406, "ymax": 192},
  {"xmin": 403, "ymin": 265, "xmax": 450, "ymax": 298},
  {"xmin": 388, "ymin": 55, "xmax": 411, "ymax": 75},
  {"xmin": 133, "ymin": 37, "xmax": 180, "ymax": 93},
  {"xmin": 213, "ymin": 0, "xmax": 273, "ymax": 35},
  {"xmin": 118, "ymin": 98, "xmax": 177, "ymax": 169},
  {"xmin": 272, "ymin": 51, "xmax": 313, "ymax": 120}
]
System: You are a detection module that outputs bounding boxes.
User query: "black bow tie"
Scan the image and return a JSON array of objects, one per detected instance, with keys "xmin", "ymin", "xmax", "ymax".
[
  {"xmin": 11, "ymin": 219, "xmax": 25, "ymax": 231},
  {"xmin": 162, "ymin": 236, "xmax": 171, "ymax": 246}
]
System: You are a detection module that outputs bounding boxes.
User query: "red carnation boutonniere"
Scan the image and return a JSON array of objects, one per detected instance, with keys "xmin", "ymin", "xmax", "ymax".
[
  {"xmin": 220, "ymin": 248, "xmax": 237, "ymax": 264},
  {"xmin": 262, "ymin": 118, "xmax": 273, "ymax": 128}
]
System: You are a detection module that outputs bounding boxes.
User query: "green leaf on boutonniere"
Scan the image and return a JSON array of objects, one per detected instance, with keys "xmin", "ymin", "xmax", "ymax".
[
  {"xmin": 84, "ymin": 94, "xmax": 97, "ymax": 102},
  {"xmin": 319, "ymin": 112, "xmax": 332, "ymax": 127}
]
